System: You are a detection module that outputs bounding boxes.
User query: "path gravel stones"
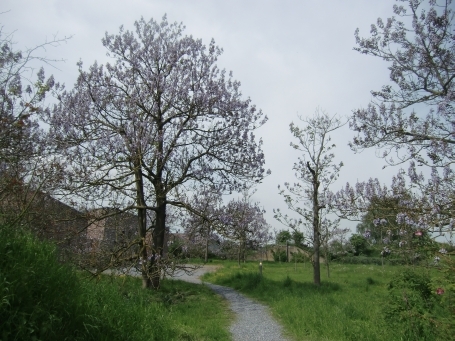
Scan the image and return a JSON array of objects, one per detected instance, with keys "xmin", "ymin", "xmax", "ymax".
[{"xmin": 172, "ymin": 266, "xmax": 291, "ymax": 341}]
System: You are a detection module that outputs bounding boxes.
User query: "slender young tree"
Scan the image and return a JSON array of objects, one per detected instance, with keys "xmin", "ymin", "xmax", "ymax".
[
  {"xmin": 49, "ymin": 16, "xmax": 267, "ymax": 289},
  {"xmin": 275, "ymin": 109, "xmax": 343, "ymax": 285}
]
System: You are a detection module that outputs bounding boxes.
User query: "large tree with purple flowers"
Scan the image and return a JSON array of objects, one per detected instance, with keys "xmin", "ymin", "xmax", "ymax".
[
  {"xmin": 350, "ymin": 0, "xmax": 454, "ymax": 168},
  {"xmin": 49, "ymin": 16, "xmax": 267, "ymax": 289},
  {"xmin": 340, "ymin": 0, "xmax": 455, "ymax": 239}
]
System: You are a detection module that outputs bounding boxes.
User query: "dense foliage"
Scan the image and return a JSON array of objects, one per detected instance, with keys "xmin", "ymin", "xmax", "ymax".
[{"xmin": 0, "ymin": 224, "xmax": 231, "ymax": 340}]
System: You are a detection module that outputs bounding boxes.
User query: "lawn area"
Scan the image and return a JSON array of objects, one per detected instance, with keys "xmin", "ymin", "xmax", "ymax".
[
  {"xmin": 0, "ymin": 225, "xmax": 232, "ymax": 341},
  {"xmin": 202, "ymin": 260, "xmax": 452, "ymax": 341}
]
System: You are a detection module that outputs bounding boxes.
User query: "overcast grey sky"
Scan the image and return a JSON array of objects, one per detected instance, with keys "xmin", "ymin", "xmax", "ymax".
[{"xmin": 2, "ymin": 0, "xmax": 412, "ymax": 233}]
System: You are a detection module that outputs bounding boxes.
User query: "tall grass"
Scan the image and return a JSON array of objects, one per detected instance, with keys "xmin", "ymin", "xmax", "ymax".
[
  {"xmin": 0, "ymin": 224, "xmax": 231, "ymax": 341},
  {"xmin": 202, "ymin": 261, "xmax": 452, "ymax": 341}
]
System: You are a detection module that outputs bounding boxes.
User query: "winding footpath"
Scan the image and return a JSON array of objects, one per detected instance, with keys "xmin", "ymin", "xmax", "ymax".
[{"xmin": 172, "ymin": 266, "xmax": 291, "ymax": 341}]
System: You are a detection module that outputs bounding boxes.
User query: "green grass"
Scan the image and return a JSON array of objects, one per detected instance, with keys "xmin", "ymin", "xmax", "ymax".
[
  {"xmin": 0, "ymin": 225, "xmax": 232, "ymax": 341},
  {"xmin": 202, "ymin": 260, "xmax": 452, "ymax": 341}
]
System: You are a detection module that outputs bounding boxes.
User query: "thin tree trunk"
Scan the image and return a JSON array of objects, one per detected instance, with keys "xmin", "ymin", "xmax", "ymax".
[
  {"xmin": 294, "ymin": 247, "xmax": 297, "ymax": 271},
  {"xmin": 381, "ymin": 229, "xmax": 384, "ymax": 267},
  {"xmin": 243, "ymin": 239, "xmax": 246, "ymax": 263},
  {"xmin": 325, "ymin": 246, "xmax": 330, "ymax": 278},
  {"xmin": 311, "ymin": 174, "xmax": 321, "ymax": 286},
  {"xmin": 313, "ymin": 233, "xmax": 321, "ymax": 285},
  {"xmin": 325, "ymin": 221, "xmax": 330, "ymax": 278},
  {"xmin": 286, "ymin": 241, "xmax": 289, "ymax": 262},
  {"xmin": 205, "ymin": 232, "xmax": 209, "ymax": 263}
]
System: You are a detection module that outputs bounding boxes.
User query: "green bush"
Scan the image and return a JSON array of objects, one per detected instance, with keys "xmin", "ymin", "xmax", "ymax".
[
  {"xmin": 384, "ymin": 268, "xmax": 447, "ymax": 340},
  {"xmin": 282, "ymin": 275, "xmax": 292, "ymax": 288},
  {"xmin": 271, "ymin": 249, "xmax": 287, "ymax": 262},
  {"xmin": 349, "ymin": 234, "xmax": 372, "ymax": 256}
]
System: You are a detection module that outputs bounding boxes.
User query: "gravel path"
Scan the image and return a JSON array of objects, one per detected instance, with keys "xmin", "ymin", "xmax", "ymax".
[{"xmin": 172, "ymin": 266, "xmax": 292, "ymax": 341}]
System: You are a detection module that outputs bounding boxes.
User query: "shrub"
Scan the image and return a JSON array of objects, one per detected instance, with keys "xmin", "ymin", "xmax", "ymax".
[
  {"xmin": 271, "ymin": 249, "xmax": 287, "ymax": 262},
  {"xmin": 384, "ymin": 268, "xmax": 441, "ymax": 340},
  {"xmin": 349, "ymin": 234, "xmax": 371, "ymax": 256},
  {"xmin": 0, "ymin": 224, "xmax": 88, "ymax": 340}
]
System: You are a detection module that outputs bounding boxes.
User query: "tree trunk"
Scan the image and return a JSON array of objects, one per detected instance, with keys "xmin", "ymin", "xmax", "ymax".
[
  {"xmin": 150, "ymin": 200, "xmax": 166, "ymax": 289},
  {"xmin": 325, "ymin": 245, "xmax": 330, "ymax": 278},
  {"xmin": 312, "ymin": 177, "xmax": 321, "ymax": 286},
  {"xmin": 133, "ymin": 167, "xmax": 150, "ymax": 289},
  {"xmin": 325, "ymin": 221, "xmax": 330, "ymax": 278},
  {"xmin": 313, "ymin": 229, "xmax": 321, "ymax": 285},
  {"xmin": 243, "ymin": 239, "xmax": 246, "ymax": 263},
  {"xmin": 204, "ymin": 230, "xmax": 209, "ymax": 263},
  {"xmin": 149, "ymin": 120, "xmax": 166, "ymax": 290},
  {"xmin": 286, "ymin": 241, "xmax": 289, "ymax": 262}
]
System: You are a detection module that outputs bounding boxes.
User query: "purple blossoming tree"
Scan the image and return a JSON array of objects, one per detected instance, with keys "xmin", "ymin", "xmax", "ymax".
[
  {"xmin": 219, "ymin": 193, "xmax": 270, "ymax": 266},
  {"xmin": 350, "ymin": 0, "xmax": 455, "ymax": 168},
  {"xmin": 183, "ymin": 188, "xmax": 223, "ymax": 262},
  {"xmin": 335, "ymin": 0, "xmax": 455, "ymax": 246},
  {"xmin": 49, "ymin": 16, "xmax": 267, "ymax": 289}
]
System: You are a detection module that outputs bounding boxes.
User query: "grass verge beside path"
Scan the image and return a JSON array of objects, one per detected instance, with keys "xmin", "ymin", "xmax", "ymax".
[
  {"xmin": 202, "ymin": 261, "xmax": 420, "ymax": 341},
  {"xmin": 0, "ymin": 225, "xmax": 232, "ymax": 341}
]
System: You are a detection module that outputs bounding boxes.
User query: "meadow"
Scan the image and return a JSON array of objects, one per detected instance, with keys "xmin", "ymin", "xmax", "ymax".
[
  {"xmin": 0, "ymin": 225, "xmax": 232, "ymax": 341},
  {"xmin": 202, "ymin": 260, "xmax": 453, "ymax": 341},
  {"xmin": 2, "ymin": 221, "xmax": 452, "ymax": 341}
]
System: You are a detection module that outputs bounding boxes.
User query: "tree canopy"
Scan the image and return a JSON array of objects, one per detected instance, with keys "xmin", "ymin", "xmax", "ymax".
[
  {"xmin": 49, "ymin": 16, "xmax": 268, "ymax": 288},
  {"xmin": 350, "ymin": 0, "xmax": 455, "ymax": 167}
]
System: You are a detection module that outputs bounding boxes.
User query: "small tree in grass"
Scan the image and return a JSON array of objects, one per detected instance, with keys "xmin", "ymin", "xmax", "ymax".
[
  {"xmin": 275, "ymin": 109, "xmax": 344, "ymax": 286},
  {"xmin": 183, "ymin": 189, "xmax": 223, "ymax": 263},
  {"xmin": 220, "ymin": 194, "xmax": 270, "ymax": 266},
  {"xmin": 275, "ymin": 230, "xmax": 292, "ymax": 245}
]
